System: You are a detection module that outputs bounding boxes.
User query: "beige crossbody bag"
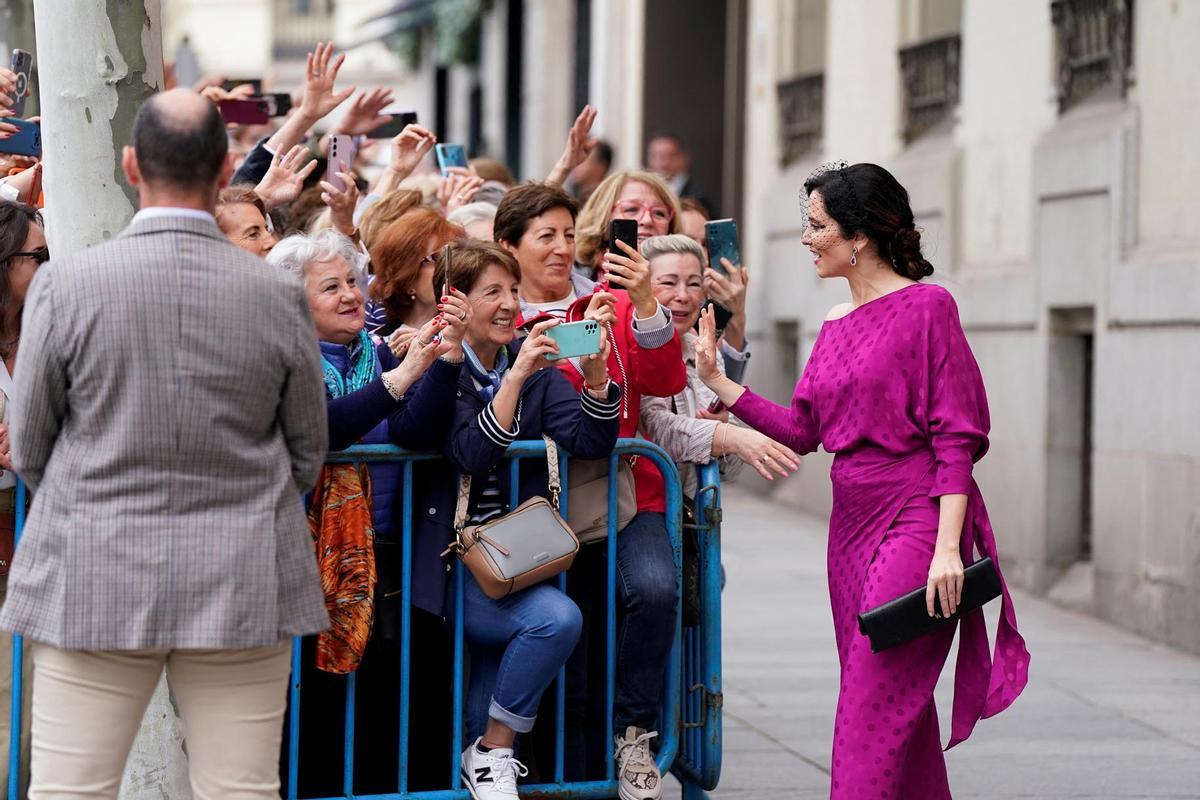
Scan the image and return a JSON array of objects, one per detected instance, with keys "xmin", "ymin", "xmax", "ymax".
[{"xmin": 443, "ymin": 435, "xmax": 580, "ymax": 600}]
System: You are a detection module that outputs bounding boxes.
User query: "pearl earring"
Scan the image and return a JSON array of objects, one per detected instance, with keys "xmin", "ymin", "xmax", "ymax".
[{"xmin": 850, "ymin": 247, "xmax": 858, "ymax": 267}]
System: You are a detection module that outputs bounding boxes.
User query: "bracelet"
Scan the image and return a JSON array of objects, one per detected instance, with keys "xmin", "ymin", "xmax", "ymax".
[
  {"xmin": 439, "ymin": 352, "xmax": 465, "ymax": 364},
  {"xmin": 380, "ymin": 371, "xmax": 404, "ymax": 401},
  {"xmin": 715, "ymin": 422, "xmax": 729, "ymax": 455},
  {"xmin": 585, "ymin": 378, "xmax": 610, "ymax": 392}
]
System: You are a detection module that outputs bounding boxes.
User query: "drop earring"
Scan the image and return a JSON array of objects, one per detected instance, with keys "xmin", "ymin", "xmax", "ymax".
[{"xmin": 850, "ymin": 247, "xmax": 858, "ymax": 267}]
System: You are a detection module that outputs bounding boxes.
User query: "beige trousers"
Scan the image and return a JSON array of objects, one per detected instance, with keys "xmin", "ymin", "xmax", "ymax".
[{"xmin": 29, "ymin": 641, "xmax": 291, "ymax": 800}]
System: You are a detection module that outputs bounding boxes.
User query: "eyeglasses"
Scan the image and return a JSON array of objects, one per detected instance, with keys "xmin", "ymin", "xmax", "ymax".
[
  {"xmin": 11, "ymin": 246, "xmax": 49, "ymax": 265},
  {"xmin": 612, "ymin": 201, "xmax": 674, "ymax": 224}
]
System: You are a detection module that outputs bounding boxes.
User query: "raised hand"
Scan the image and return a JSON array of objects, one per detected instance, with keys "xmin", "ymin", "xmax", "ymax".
[
  {"xmin": 435, "ymin": 287, "xmax": 472, "ymax": 357},
  {"xmin": 319, "ymin": 171, "xmax": 360, "ymax": 239},
  {"xmin": 336, "ymin": 87, "xmax": 394, "ymax": 136},
  {"xmin": 438, "ymin": 168, "xmax": 485, "ymax": 215},
  {"xmin": 255, "ymin": 144, "xmax": 319, "ymax": 210},
  {"xmin": 390, "ymin": 124, "xmax": 437, "ymax": 178},
  {"xmin": 547, "ymin": 105, "xmax": 598, "ymax": 186},
  {"xmin": 582, "ymin": 290, "xmax": 618, "ymax": 327},
  {"xmin": 299, "ymin": 41, "xmax": 354, "ymax": 122},
  {"xmin": 602, "ymin": 239, "xmax": 656, "ymax": 318},
  {"xmin": 694, "ymin": 306, "xmax": 721, "ymax": 385},
  {"xmin": 511, "ymin": 318, "xmax": 561, "ymax": 380}
]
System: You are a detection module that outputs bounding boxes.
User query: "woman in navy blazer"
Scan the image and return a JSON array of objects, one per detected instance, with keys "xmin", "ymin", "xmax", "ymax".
[{"xmin": 428, "ymin": 239, "xmax": 620, "ymax": 800}]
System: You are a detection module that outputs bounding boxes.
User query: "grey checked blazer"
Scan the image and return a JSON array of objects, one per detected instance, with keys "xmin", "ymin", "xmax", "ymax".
[{"xmin": 0, "ymin": 213, "xmax": 330, "ymax": 649}]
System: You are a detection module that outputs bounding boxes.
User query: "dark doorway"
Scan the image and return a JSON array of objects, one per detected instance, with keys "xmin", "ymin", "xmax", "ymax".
[
  {"xmin": 641, "ymin": 0, "xmax": 745, "ymax": 220},
  {"xmin": 1047, "ymin": 307, "xmax": 1095, "ymax": 565}
]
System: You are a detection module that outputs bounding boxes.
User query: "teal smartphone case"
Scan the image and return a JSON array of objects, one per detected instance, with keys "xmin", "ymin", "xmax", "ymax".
[
  {"xmin": 545, "ymin": 320, "xmax": 603, "ymax": 361},
  {"xmin": 705, "ymin": 219, "xmax": 740, "ymax": 276},
  {"xmin": 435, "ymin": 144, "xmax": 468, "ymax": 176}
]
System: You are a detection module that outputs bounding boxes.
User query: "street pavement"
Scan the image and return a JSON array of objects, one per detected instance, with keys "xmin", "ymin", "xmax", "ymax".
[{"xmin": 691, "ymin": 483, "xmax": 1200, "ymax": 800}]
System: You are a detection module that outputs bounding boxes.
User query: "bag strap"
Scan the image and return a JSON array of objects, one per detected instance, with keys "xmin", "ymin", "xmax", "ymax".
[
  {"xmin": 454, "ymin": 434, "xmax": 561, "ymax": 531},
  {"xmin": 542, "ymin": 434, "xmax": 561, "ymax": 511}
]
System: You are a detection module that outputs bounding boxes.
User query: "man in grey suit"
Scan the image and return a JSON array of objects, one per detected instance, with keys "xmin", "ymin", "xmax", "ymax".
[{"xmin": 0, "ymin": 89, "xmax": 329, "ymax": 799}]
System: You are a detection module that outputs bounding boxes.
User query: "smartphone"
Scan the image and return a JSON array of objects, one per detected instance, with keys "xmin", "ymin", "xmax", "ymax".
[
  {"xmin": 435, "ymin": 143, "xmax": 468, "ymax": 177},
  {"xmin": 218, "ymin": 98, "xmax": 271, "ymax": 125},
  {"xmin": 325, "ymin": 134, "xmax": 357, "ymax": 193},
  {"xmin": 9, "ymin": 49, "xmax": 32, "ymax": 118},
  {"xmin": 546, "ymin": 320, "xmax": 603, "ymax": 361},
  {"xmin": 705, "ymin": 219, "xmax": 740, "ymax": 277},
  {"xmin": 369, "ymin": 109, "xmax": 419, "ymax": 140},
  {"xmin": 263, "ymin": 92, "xmax": 293, "ymax": 117},
  {"xmin": 221, "ymin": 78, "xmax": 263, "ymax": 95},
  {"xmin": 609, "ymin": 218, "xmax": 638, "ymax": 254},
  {"xmin": 707, "ymin": 397, "xmax": 726, "ymax": 414},
  {"xmin": 0, "ymin": 118, "xmax": 40, "ymax": 158}
]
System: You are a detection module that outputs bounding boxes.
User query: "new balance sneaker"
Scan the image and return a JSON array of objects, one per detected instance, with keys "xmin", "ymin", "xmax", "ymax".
[
  {"xmin": 460, "ymin": 737, "xmax": 528, "ymax": 800},
  {"xmin": 615, "ymin": 726, "xmax": 662, "ymax": 800}
]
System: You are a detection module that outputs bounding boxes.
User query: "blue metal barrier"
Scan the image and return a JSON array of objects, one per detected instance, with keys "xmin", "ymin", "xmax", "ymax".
[
  {"xmin": 671, "ymin": 463, "xmax": 723, "ymax": 799},
  {"xmin": 6, "ymin": 438, "xmax": 723, "ymax": 799}
]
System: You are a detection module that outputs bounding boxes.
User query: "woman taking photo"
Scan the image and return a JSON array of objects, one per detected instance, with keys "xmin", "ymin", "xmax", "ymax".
[
  {"xmin": 436, "ymin": 240, "xmax": 621, "ymax": 800},
  {"xmin": 574, "ymin": 170, "xmax": 679, "ymax": 279},
  {"xmin": 695, "ymin": 163, "xmax": 1029, "ymax": 799}
]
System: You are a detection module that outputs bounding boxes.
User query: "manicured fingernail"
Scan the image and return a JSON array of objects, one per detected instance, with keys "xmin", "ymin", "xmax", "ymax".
[{"xmin": 440, "ymin": 296, "xmax": 448, "ymax": 302}]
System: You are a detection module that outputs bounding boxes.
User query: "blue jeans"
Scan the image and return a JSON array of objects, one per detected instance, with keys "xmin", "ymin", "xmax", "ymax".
[
  {"xmin": 459, "ymin": 574, "xmax": 582, "ymax": 738},
  {"xmin": 563, "ymin": 511, "xmax": 677, "ymax": 777}
]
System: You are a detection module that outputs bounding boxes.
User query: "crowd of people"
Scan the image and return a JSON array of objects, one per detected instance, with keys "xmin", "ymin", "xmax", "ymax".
[{"xmin": 0, "ymin": 38, "xmax": 1027, "ymax": 800}]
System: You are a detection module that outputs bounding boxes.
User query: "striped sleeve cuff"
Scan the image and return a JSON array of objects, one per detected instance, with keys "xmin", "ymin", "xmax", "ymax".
[
  {"xmin": 581, "ymin": 382, "xmax": 621, "ymax": 420},
  {"xmin": 631, "ymin": 303, "xmax": 675, "ymax": 349},
  {"xmin": 479, "ymin": 403, "xmax": 519, "ymax": 447}
]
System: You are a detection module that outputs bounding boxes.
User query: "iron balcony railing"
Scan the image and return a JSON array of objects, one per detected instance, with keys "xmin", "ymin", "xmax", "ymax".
[
  {"xmin": 1051, "ymin": 0, "xmax": 1135, "ymax": 112},
  {"xmin": 777, "ymin": 72, "xmax": 824, "ymax": 167},
  {"xmin": 898, "ymin": 34, "xmax": 961, "ymax": 143}
]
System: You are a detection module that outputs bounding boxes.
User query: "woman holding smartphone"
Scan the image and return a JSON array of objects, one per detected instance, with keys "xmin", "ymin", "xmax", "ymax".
[{"xmin": 693, "ymin": 162, "xmax": 1028, "ymax": 799}]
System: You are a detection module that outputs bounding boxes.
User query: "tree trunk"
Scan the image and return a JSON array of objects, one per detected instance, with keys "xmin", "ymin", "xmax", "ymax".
[
  {"xmin": 32, "ymin": 0, "xmax": 164, "ymax": 252},
  {"xmin": 29, "ymin": 3, "xmax": 193, "ymax": 798}
]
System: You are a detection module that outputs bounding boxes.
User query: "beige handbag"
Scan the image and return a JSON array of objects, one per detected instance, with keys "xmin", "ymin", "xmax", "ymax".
[
  {"xmin": 444, "ymin": 436, "xmax": 579, "ymax": 600},
  {"xmin": 567, "ymin": 456, "xmax": 638, "ymax": 545}
]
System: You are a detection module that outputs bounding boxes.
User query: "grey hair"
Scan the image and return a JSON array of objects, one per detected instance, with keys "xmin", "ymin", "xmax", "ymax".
[
  {"xmin": 640, "ymin": 233, "xmax": 706, "ymax": 266},
  {"xmin": 266, "ymin": 230, "xmax": 362, "ymax": 281},
  {"xmin": 447, "ymin": 201, "xmax": 498, "ymax": 229}
]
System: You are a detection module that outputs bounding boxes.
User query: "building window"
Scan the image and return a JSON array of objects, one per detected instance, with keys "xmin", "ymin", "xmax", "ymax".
[
  {"xmin": 775, "ymin": 0, "xmax": 825, "ymax": 166},
  {"xmin": 898, "ymin": 34, "xmax": 961, "ymax": 143},
  {"xmin": 777, "ymin": 74, "xmax": 824, "ymax": 166},
  {"xmin": 1050, "ymin": 0, "xmax": 1135, "ymax": 113},
  {"xmin": 273, "ymin": 0, "xmax": 336, "ymax": 60}
]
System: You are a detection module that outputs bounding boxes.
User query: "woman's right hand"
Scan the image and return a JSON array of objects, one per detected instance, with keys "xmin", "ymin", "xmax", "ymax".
[
  {"xmin": 509, "ymin": 319, "xmax": 560, "ymax": 381},
  {"xmin": 695, "ymin": 306, "xmax": 724, "ymax": 386},
  {"xmin": 388, "ymin": 317, "xmax": 450, "ymax": 391},
  {"xmin": 720, "ymin": 425, "xmax": 800, "ymax": 481}
]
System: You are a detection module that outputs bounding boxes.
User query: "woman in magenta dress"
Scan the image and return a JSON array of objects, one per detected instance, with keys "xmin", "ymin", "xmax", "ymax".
[{"xmin": 695, "ymin": 162, "xmax": 1029, "ymax": 799}]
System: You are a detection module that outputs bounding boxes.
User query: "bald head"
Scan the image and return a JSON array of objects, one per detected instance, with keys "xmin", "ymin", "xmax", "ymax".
[{"xmin": 131, "ymin": 88, "xmax": 228, "ymax": 192}]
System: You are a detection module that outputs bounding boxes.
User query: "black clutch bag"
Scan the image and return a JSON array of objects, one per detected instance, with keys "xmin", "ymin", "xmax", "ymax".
[{"xmin": 857, "ymin": 557, "xmax": 1001, "ymax": 653}]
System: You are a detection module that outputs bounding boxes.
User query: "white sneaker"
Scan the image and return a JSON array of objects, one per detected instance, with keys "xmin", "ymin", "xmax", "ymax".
[
  {"xmin": 460, "ymin": 737, "xmax": 528, "ymax": 800},
  {"xmin": 615, "ymin": 726, "xmax": 662, "ymax": 800}
]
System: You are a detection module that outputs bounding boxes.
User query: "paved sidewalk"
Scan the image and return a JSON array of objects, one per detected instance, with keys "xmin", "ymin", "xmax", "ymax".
[{"xmin": 702, "ymin": 484, "xmax": 1200, "ymax": 799}]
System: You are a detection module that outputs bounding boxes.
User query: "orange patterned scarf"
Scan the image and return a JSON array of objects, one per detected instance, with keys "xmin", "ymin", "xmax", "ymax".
[{"xmin": 308, "ymin": 463, "xmax": 377, "ymax": 674}]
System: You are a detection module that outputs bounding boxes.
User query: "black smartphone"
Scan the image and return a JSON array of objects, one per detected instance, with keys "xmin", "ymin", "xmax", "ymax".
[
  {"xmin": 221, "ymin": 77, "xmax": 263, "ymax": 94},
  {"xmin": 9, "ymin": 49, "xmax": 32, "ymax": 118},
  {"xmin": 369, "ymin": 109, "xmax": 419, "ymax": 139},
  {"xmin": 704, "ymin": 219, "xmax": 740, "ymax": 277},
  {"xmin": 263, "ymin": 92, "xmax": 292, "ymax": 117},
  {"xmin": 609, "ymin": 218, "xmax": 638, "ymax": 254}
]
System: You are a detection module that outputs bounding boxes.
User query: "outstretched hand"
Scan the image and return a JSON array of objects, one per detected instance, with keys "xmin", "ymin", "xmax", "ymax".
[
  {"xmin": 547, "ymin": 105, "xmax": 598, "ymax": 186},
  {"xmin": 299, "ymin": 42, "xmax": 354, "ymax": 122},
  {"xmin": 255, "ymin": 144, "xmax": 318, "ymax": 210}
]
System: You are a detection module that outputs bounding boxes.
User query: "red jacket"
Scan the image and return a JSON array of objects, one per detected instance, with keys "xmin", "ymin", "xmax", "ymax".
[{"xmin": 519, "ymin": 283, "xmax": 686, "ymax": 512}]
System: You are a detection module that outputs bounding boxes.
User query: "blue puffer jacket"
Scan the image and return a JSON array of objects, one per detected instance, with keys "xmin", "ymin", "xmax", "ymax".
[{"xmin": 404, "ymin": 341, "xmax": 622, "ymax": 617}]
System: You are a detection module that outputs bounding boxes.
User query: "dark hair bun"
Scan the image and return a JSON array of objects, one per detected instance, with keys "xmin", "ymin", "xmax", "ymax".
[{"xmin": 891, "ymin": 227, "xmax": 934, "ymax": 280}]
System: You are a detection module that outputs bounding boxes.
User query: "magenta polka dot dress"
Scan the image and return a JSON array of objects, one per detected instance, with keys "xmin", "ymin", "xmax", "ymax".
[{"xmin": 730, "ymin": 283, "xmax": 1029, "ymax": 799}]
